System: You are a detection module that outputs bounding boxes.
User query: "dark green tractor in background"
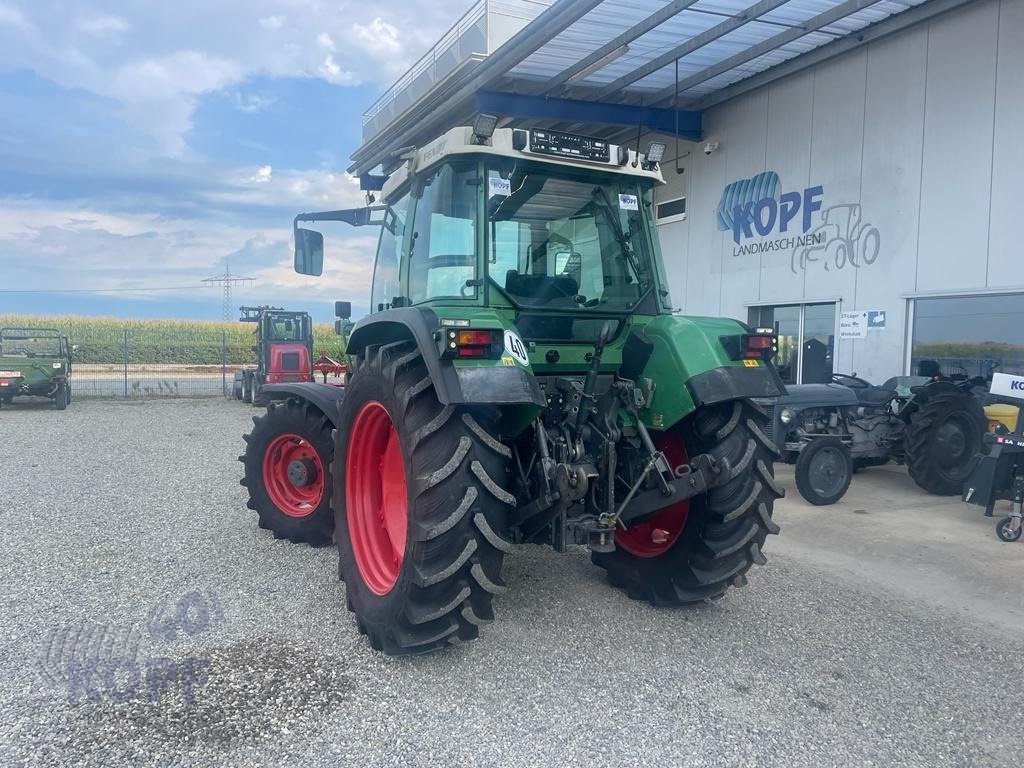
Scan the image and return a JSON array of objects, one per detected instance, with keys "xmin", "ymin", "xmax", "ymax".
[
  {"xmin": 0, "ymin": 328, "xmax": 74, "ymax": 410},
  {"xmin": 240, "ymin": 125, "xmax": 785, "ymax": 655}
]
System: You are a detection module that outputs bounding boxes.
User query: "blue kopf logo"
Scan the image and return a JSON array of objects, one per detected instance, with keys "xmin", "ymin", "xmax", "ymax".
[{"xmin": 716, "ymin": 171, "xmax": 823, "ymax": 245}]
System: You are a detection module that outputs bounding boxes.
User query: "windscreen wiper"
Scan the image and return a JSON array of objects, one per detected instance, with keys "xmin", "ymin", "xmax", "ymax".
[{"xmin": 591, "ymin": 188, "xmax": 649, "ymax": 286}]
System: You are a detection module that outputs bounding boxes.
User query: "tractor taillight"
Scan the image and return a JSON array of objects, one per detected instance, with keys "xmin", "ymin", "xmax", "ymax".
[
  {"xmin": 456, "ymin": 330, "xmax": 494, "ymax": 346},
  {"xmin": 743, "ymin": 335, "xmax": 774, "ymax": 356},
  {"xmin": 720, "ymin": 330, "xmax": 778, "ymax": 362},
  {"xmin": 440, "ymin": 328, "xmax": 501, "ymax": 360}
]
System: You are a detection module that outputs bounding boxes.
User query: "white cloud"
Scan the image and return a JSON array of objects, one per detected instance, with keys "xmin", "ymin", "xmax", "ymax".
[
  {"xmin": 258, "ymin": 15, "xmax": 285, "ymax": 31},
  {"xmin": 316, "ymin": 32, "xmax": 334, "ymax": 50},
  {"xmin": 318, "ymin": 54, "xmax": 355, "ymax": 85},
  {"xmin": 249, "ymin": 165, "xmax": 273, "ymax": 183},
  {"xmin": 78, "ymin": 15, "xmax": 129, "ymax": 37},
  {"xmin": 352, "ymin": 18, "xmax": 401, "ymax": 56},
  {"xmin": 0, "ymin": 2, "xmax": 32, "ymax": 31}
]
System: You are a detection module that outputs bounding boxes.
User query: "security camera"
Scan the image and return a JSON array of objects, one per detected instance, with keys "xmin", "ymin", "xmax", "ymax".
[{"xmin": 703, "ymin": 141, "xmax": 720, "ymax": 156}]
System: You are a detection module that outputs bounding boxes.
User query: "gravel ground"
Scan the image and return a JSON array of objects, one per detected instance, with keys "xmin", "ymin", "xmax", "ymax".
[{"xmin": 1, "ymin": 398, "xmax": 1022, "ymax": 767}]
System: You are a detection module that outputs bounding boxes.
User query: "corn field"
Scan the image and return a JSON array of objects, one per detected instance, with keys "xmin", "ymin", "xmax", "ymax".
[{"xmin": 0, "ymin": 314, "xmax": 346, "ymax": 365}]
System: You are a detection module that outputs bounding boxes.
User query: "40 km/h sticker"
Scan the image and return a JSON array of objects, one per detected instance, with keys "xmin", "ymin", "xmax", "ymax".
[{"xmin": 503, "ymin": 330, "xmax": 529, "ymax": 366}]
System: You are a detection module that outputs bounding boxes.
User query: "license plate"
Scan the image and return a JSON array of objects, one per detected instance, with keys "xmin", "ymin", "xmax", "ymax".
[{"xmin": 0, "ymin": 371, "xmax": 19, "ymax": 377}]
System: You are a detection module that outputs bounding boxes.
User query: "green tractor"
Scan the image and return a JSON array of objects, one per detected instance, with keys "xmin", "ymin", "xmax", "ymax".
[
  {"xmin": 240, "ymin": 126, "xmax": 785, "ymax": 655},
  {"xmin": 0, "ymin": 327, "xmax": 74, "ymax": 410}
]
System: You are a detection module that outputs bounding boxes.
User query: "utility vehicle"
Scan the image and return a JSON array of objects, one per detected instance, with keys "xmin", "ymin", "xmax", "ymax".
[
  {"xmin": 240, "ymin": 124, "xmax": 786, "ymax": 654},
  {"xmin": 0, "ymin": 328, "xmax": 74, "ymax": 409}
]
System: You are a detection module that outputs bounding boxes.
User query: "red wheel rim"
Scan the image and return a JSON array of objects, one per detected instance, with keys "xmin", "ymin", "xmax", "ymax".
[
  {"xmin": 615, "ymin": 429, "xmax": 691, "ymax": 558},
  {"xmin": 346, "ymin": 401, "xmax": 408, "ymax": 595},
  {"xmin": 262, "ymin": 433, "xmax": 325, "ymax": 518}
]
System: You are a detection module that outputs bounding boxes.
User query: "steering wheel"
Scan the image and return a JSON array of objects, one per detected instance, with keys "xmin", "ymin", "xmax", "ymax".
[{"xmin": 831, "ymin": 373, "xmax": 872, "ymax": 389}]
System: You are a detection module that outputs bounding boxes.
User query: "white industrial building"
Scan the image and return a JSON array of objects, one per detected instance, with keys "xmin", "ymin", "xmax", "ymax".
[{"xmin": 351, "ymin": 0, "xmax": 1024, "ymax": 385}]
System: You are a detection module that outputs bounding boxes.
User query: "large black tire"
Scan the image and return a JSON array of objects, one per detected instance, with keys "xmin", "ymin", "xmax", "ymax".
[
  {"xmin": 55, "ymin": 383, "xmax": 69, "ymax": 410},
  {"xmin": 794, "ymin": 437, "xmax": 852, "ymax": 506},
  {"xmin": 905, "ymin": 392, "xmax": 987, "ymax": 496},
  {"xmin": 242, "ymin": 374, "xmax": 253, "ymax": 405},
  {"xmin": 593, "ymin": 399, "xmax": 782, "ymax": 605},
  {"xmin": 334, "ymin": 341, "xmax": 514, "ymax": 655},
  {"xmin": 240, "ymin": 398, "xmax": 334, "ymax": 546}
]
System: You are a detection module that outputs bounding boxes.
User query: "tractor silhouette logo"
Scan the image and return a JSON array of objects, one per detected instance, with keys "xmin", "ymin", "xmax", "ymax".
[{"xmin": 791, "ymin": 203, "xmax": 880, "ymax": 274}]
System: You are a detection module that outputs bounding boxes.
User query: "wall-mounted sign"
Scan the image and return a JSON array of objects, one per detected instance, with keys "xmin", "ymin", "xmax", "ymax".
[
  {"xmin": 840, "ymin": 309, "xmax": 886, "ymax": 339},
  {"xmin": 717, "ymin": 171, "xmax": 881, "ymax": 274},
  {"xmin": 840, "ymin": 311, "xmax": 868, "ymax": 339}
]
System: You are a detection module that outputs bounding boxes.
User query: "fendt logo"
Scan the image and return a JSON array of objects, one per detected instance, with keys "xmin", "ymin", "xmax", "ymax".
[{"xmin": 716, "ymin": 171, "xmax": 823, "ymax": 245}]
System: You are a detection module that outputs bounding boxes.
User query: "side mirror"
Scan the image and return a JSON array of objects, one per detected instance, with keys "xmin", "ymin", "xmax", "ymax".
[
  {"xmin": 294, "ymin": 228, "xmax": 324, "ymax": 276},
  {"xmin": 334, "ymin": 300, "xmax": 352, "ymax": 319}
]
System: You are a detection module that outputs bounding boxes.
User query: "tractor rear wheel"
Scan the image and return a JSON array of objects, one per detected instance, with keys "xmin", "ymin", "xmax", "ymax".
[
  {"xmin": 334, "ymin": 341, "xmax": 514, "ymax": 655},
  {"xmin": 592, "ymin": 399, "xmax": 782, "ymax": 605},
  {"xmin": 240, "ymin": 398, "xmax": 334, "ymax": 545},
  {"xmin": 905, "ymin": 392, "xmax": 987, "ymax": 495}
]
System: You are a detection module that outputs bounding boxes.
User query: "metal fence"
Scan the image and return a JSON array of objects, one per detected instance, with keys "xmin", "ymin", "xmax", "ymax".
[{"xmin": 71, "ymin": 329, "xmax": 243, "ymax": 399}]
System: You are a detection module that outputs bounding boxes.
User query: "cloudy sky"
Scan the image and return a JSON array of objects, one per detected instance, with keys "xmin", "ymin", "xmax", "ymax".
[{"xmin": 0, "ymin": 0, "xmax": 473, "ymax": 321}]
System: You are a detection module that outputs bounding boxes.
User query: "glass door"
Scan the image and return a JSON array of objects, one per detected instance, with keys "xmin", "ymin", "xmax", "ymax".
[{"xmin": 748, "ymin": 303, "xmax": 836, "ymax": 384}]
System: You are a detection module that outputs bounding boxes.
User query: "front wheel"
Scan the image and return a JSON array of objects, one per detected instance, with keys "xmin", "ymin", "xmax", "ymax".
[
  {"xmin": 335, "ymin": 341, "xmax": 515, "ymax": 655},
  {"xmin": 996, "ymin": 516, "xmax": 1022, "ymax": 543},
  {"xmin": 240, "ymin": 398, "xmax": 334, "ymax": 545},
  {"xmin": 794, "ymin": 437, "xmax": 852, "ymax": 506},
  {"xmin": 55, "ymin": 383, "xmax": 69, "ymax": 410},
  {"xmin": 592, "ymin": 399, "xmax": 783, "ymax": 605}
]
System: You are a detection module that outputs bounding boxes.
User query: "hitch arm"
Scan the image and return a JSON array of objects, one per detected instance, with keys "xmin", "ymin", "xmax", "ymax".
[{"xmin": 615, "ymin": 453, "xmax": 731, "ymax": 526}]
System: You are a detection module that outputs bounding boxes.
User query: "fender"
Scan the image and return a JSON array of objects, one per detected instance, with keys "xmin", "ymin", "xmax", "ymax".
[
  {"xmin": 346, "ymin": 307, "xmax": 545, "ymax": 407},
  {"xmin": 262, "ymin": 382, "xmax": 345, "ymax": 427}
]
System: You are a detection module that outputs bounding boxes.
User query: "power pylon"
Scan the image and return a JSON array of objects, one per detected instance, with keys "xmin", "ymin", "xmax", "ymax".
[{"xmin": 203, "ymin": 260, "xmax": 254, "ymax": 320}]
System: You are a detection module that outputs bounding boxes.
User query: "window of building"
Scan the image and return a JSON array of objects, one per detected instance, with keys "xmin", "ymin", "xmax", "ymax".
[
  {"xmin": 655, "ymin": 196, "xmax": 686, "ymax": 224},
  {"xmin": 748, "ymin": 302, "xmax": 836, "ymax": 385},
  {"xmin": 910, "ymin": 293, "xmax": 1024, "ymax": 378}
]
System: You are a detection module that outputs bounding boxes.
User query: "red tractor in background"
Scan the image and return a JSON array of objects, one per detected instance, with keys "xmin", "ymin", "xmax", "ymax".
[{"xmin": 233, "ymin": 305, "xmax": 349, "ymax": 405}]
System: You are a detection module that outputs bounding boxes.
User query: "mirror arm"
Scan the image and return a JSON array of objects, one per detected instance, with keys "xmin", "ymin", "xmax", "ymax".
[{"xmin": 294, "ymin": 207, "xmax": 378, "ymax": 228}]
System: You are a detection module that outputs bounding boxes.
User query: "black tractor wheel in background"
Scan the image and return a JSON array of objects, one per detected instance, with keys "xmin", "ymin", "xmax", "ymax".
[
  {"xmin": 334, "ymin": 341, "xmax": 515, "ymax": 655},
  {"xmin": 996, "ymin": 516, "xmax": 1022, "ymax": 543},
  {"xmin": 905, "ymin": 392, "xmax": 987, "ymax": 496},
  {"xmin": 55, "ymin": 383, "xmax": 69, "ymax": 410},
  {"xmin": 794, "ymin": 437, "xmax": 853, "ymax": 506},
  {"xmin": 232, "ymin": 375, "xmax": 243, "ymax": 401},
  {"xmin": 592, "ymin": 399, "xmax": 783, "ymax": 605},
  {"xmin": 240, "ymin": 398, "xmax": 335, "ymax": 546}
]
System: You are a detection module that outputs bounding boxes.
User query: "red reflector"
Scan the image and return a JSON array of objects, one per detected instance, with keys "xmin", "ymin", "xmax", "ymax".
[
  {"xmin": 457, "ymin": 330, "xmax": 494, "ymax": 346},
  {"xmin": 0, "ymin": 380, "xmax": 8, "ymax": 386},
  {"xmin": 746, "ymin": 336, "xmax": 773, "ymax": 350},
  {"xmin": 457, "ymin": 347, "xmax": 487, "ymax": 358}
]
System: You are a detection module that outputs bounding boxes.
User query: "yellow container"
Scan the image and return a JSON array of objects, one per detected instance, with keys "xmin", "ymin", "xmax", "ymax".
[{"xmin": 985, "ymin": 404, "xmax": 1020, "ymax": 433}]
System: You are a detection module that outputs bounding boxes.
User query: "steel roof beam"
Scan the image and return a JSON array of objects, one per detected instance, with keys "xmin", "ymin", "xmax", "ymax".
[
  {"xmin": 679, "ymin": 0, "xmax": 975, "ymax": 111},
  {"xmin": 476, "ymin": 90, "xmax": 702, "ymax": 139},
  {"xmin": 349, "ymin": 0, "xmax": 606, "ymax": 175},
  {"xmin": 538, "ymin": 0, "xmax": 703, "ymax": 95},
  {"xmin": 593, "ymin": 0, "xmax": 790, "ymax": 99},
  {"xmin": 649, "ymin": 0, "xmax": 881, "ymax": 105}
]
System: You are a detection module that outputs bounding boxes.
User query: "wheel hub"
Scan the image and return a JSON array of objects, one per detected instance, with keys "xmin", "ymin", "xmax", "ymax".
[
  {"xmin": 287, "ymin": 458, "xmax": 318, "ymax": 488},
  {"xmin": 261, "ymin": 434, "xmax": 324, "ymax": 518}
]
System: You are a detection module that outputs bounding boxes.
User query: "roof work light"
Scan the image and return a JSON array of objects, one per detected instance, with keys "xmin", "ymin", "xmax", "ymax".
[{"xmin": 472, "ymin": 113, "xmax": 499, "ymax": 144}]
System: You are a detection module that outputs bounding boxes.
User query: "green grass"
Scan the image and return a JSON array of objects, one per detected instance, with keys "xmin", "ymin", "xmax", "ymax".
[{"xmin": 0, "ymin": 314, "xmax": 346, "ymax": 365}]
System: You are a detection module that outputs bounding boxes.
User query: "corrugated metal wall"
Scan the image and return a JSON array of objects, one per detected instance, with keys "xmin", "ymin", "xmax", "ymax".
[{"xmin": 653, "ymin": 0, "xmax": 1023, "ymax": 381}]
